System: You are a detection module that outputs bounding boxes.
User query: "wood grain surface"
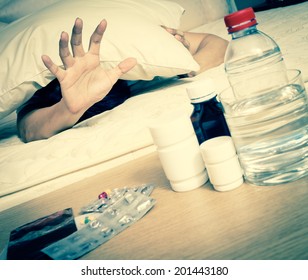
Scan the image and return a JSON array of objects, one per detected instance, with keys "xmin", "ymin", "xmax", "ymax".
[{"xmin": 0, "ymin": 152, "xmax": 307, "ymax": 260}]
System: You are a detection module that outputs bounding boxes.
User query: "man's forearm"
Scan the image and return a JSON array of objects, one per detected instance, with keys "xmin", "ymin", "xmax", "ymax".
[
  {"xmin": 194, "ymin": 34, "xmax": 228, "ymax": 73},
  {"xmin": 185, "ymin": 32, "xmax": 228, "ymax": 74},
  {"xmin": 17, "ymin": 99, "xmax": 85, "ymax": 142}
]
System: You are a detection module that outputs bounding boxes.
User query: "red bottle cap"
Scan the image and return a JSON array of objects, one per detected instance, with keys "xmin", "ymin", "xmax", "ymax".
[{"xmin": 224, "ymin": 7, "xmax": 257, "ymax": 33}]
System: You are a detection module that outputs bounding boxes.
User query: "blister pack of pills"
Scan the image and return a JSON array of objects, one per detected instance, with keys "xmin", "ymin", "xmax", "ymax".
[
  {"xmin": 80, "ymin": 183, "xmax": 155, "ymax": 214},
  {"xmin": 42, "ymin": 184, "xmax": 156, "ymax": 260}
]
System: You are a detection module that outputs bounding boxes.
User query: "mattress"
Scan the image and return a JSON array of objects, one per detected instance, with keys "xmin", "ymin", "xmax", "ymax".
[{"xmin": 1, "ymin": 2, "xmax": 308, "ymax": 211}]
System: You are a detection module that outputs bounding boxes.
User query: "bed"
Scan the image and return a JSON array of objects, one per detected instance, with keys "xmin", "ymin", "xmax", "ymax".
[{"xmin": 0, "ymin": 0, "xmax": 308, "ymax": 212}]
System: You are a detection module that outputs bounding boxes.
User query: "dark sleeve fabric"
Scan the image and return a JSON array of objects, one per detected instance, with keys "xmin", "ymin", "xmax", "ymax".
[
  {"xmin": 17, "ymin": 78, "xmax": 62, "ymax": 123},
  {"xmin": 17, "ymin": 78, "xmax": 132, "ymax": 124}
]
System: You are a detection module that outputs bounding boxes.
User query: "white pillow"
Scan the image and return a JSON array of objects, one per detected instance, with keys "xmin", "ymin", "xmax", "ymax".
[{"xmin": 0, "ymin": 0, "xmax": 200, "ymax": 119}]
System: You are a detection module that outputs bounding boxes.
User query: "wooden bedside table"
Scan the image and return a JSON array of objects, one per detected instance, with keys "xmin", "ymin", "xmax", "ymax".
[{"xmin": 1, "ymin": 152, "xmax": 308, "ymax": 259}]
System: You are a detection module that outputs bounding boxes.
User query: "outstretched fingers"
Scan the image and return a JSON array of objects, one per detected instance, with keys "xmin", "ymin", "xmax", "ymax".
[
  {"xmin": 71, "ymin": 17, "xmax": 85, "ymax": 57},
  {"xmin": 88, "ymin": 19, "xmax": 107, "ymax": 55},
  {"xmin": 117, "ymin": 58, "xmax": 138, "ymax": 74},
  {"xmin": 42, "ymin": 19, "xmax": 135, "ymax": 86},
  {"xmin": 107, "ymin": 57, "xmax": 137, "ymax": 84},
  {"xmin": 59, "ymin": 31, "xmax": 75, "ymax": 68},
  {"xmin": 41, "ymin": 55, "xmax": 66, "ymax": 82}
]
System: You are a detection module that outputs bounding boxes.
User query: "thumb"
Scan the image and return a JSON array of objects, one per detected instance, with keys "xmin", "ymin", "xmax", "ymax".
[
  {"xmin": 118, "ymin": 57, "xmax": 137, "ymax": 74},
  {"xmin": 108, "ymin": 57, "xmax": 137, "ymax": 83}
]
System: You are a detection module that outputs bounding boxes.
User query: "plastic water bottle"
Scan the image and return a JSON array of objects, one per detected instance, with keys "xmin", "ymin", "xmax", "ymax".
[
  {"xmin": 220, "ymin": 8, "xmax": 308, "ymax": 186},
  {"xmin": 224, "ymin": 7, "xmax": 288, "ymax": 99},
  {"xmin": 186, "ymin": 79, "xmax": 230, "ymax": 144}
]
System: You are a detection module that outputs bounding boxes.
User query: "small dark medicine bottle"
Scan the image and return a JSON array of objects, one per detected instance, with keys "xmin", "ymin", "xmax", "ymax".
[{"xmin": 187, "ymin": 79, "xmax": 230, "ymax": 144}]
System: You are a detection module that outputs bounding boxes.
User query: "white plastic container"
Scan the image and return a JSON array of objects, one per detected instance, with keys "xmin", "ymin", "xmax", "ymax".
[
  {"xmin": 200, "ymin": 136, "xmax": 243, "ymax": 192},
  {"xmin": 149, "ymin": 116, "xmax": 208, "ymax": 192}
]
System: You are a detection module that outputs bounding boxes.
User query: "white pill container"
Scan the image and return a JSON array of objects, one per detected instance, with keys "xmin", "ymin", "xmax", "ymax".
[
  {"xmin": 200, "ymin": 136, "xmax": 243, "ymax": 191},
  {"xmin": 149, "ymin": 116, "xmax": 208, "ymax": 192}
]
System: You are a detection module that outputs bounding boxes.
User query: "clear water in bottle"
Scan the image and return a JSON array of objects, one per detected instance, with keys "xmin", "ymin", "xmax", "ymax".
[{"xmin": 220, "ymin": 70, "xmax": 308, "ymax": 185}]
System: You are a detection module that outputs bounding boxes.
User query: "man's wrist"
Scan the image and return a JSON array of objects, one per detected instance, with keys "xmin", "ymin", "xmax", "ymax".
[{"xmin": 55, "ymin": 99, "xmax": 86, "ymax": 126}]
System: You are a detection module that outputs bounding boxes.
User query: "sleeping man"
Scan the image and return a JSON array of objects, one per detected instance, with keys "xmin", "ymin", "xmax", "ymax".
[{"xmin": 17, "ymin": 18, "xmax": 228, "ymax": 142}]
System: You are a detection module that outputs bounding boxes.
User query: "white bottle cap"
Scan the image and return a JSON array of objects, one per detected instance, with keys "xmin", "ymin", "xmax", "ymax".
[
  {"xmin": 201, "ymin": 136, "xmax": 236, "ymax": 165},
  {"xmin": 186, "ymin": 79, "xmax": 217, "ymax": 103},
  {"xmin": 149, "ymin": 116, "xmax": 194, "ymax": 147},
  {"xmin": 200, "ymin": 136, "xmax": 243, "ymax": 191}
]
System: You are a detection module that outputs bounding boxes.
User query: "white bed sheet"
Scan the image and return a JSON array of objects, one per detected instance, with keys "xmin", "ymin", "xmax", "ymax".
[
  {"xmin": 0, "ymin": 21, "xmax": 7, "ymax": 30},
  {"xmin": 0, "ymin": 78, "xmax": 196, "ymax": 211},
  {"xmin": 1, "ymin": 2, "xmax": 308, "ymax": 211}
]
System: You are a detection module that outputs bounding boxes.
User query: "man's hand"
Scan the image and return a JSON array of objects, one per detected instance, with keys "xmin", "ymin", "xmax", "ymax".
[
  {"xmin": 42, "ymin": 18, "xmax": 137, "ymax": 116},
  {"xmin": 161, "ymin": 25, "xmax": 190, "ymax": 51},
  {"xmin": 18, "ymin": 18, "xmax": 137, "ymax": 142},
  {"xmin": 162, "ymin": 25, "xmax": 228, "ymax": 77},
  {"xmin": 161, "ymin": 25, "xmax": 196, "ymax": 77}
]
